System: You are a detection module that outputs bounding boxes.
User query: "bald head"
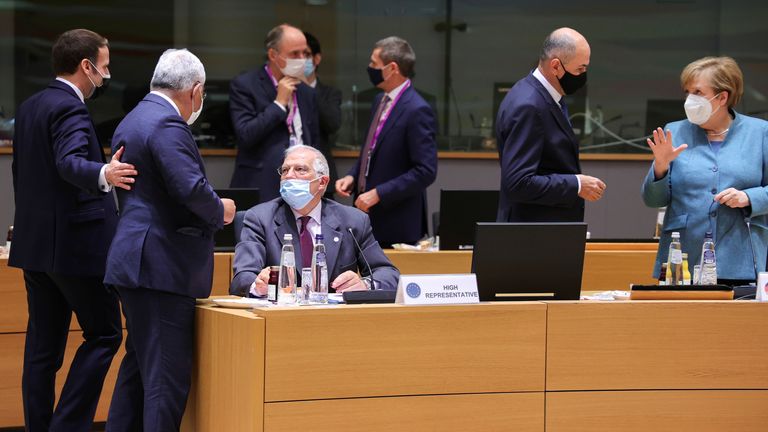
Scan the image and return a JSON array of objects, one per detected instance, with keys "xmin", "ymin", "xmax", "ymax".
[{"xmin": 539, "ymin": 27, "xmax": 589, "ymax": 65}]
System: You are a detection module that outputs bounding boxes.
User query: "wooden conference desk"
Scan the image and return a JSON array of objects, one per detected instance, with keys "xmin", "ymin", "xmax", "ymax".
[{"xmin": 183, "ymin": 301, "xmax": 768, "ymax": 432}]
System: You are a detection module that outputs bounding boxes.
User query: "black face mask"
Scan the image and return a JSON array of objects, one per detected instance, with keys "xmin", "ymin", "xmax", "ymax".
[
  {"xmin": 556, "ymin": 58, "xmax": 587, "ymax": 95},
  {"xmin": 86, "ymin": 60, "xmax": 110, "ymax": 100},
  {"xmin": 367, "ymin": 66, "xmax": 384, "ymax": 87},
  {"xmin": 89, "ymin": 77, "xmax": 110, "ymax": 100}
]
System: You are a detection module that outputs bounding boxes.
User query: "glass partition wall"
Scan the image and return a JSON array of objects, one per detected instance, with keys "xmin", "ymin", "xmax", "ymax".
[{"xmin": 2, "ymin": 0, "xmax": 767, "ymax": 154}]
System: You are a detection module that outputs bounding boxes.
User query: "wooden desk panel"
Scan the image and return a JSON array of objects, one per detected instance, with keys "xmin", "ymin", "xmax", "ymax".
[
  {"xmin": 0, "ymin": 331, "xmax": 126, "ymax": 427},
  {"xmin": 546, "ymin": 301, "xmax": 768, "ymax": 391},
  {"xmin": 255, "ymin": 303, "xmax": 546, "ymax": 402},
  {"xmin": 384, "ymin": 250, "xmax": 471, "ymax": 274},
  {"xmin": 546, "ymin": 390, "xmax": 768, "ymax": 432},
  {"xmin": 182, "ymin": 305, "xmax": 265, "ymax": 432},
  {"xmin": 211, "ymin": 252, "xmax": 232, "ymax": 297},
  {"xmin": 265, "ymin": 393, "xmax": 544, "ymax": 432}
]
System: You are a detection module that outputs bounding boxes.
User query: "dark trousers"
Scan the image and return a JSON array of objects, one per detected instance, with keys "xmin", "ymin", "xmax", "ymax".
[
  {"xmin": 106, "ymin": 287, "xmax": 196, "ymax": 432},
  {"xmin": 22, "ymin": 271, "xmax": 122, "ymax": 432}
]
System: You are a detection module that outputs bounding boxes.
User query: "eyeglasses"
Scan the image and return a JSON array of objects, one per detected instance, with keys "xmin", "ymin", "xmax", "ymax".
[{"xmin": 277, "ymin": 165, "xmax": 312, "ymax": 176}]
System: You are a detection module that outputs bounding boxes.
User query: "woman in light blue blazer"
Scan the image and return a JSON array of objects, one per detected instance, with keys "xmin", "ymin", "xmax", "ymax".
[{"xmin": 642, "ymin": 56, "xmax": 768, "ymax": 283}]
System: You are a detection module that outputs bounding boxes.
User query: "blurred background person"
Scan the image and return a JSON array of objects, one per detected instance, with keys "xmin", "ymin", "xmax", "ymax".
[
  {"xmin": 303, "ymin": 31, "xmax": 341, "ymax": 198},
  {"xmin": 10, "ymin": 28, "xmax": 135, "ymax": 432},
  {"xmin": 496, "ymin": 27, "xmax": 606, "ymax": 223},
  {"xmin": 642, "ymin": 56, "xmax": 768, "ymax": 284},
  {"xmin": 229, "ymin": 24, "xmax": 320, "ymax": 202},
  {"xmin": 104, "ymin": 49, "xmax": 235, "ymax": 431},
  {"xmin": 336, "ymin": 36, "xmax": 437, "ymax": 247}
]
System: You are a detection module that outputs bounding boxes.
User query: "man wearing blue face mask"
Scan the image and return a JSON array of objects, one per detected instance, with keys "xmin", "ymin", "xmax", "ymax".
[
  {"xmin": 231, "ymin": 145, "xmax": 399, "ymax": 297},
  {"xmin": 229, "ymin": 24, "xmax": 321, "ymax": 202},
  {"xmin": 496, "ymin": 27, "xmax": 606, "ymax": 223}
]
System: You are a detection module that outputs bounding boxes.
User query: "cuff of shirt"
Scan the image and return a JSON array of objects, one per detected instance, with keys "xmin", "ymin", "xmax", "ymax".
[
  {"xmin": 273, "ymin": 100, "xmax": 287, "ymax": 112},
  {"xmin": 249, "ymin": 280, "xmax": 265, "ymax": 298},
  {"xmin": 575, "ymin": 174, "xmax": 581, "ymax": 194},
  {"xmin": 99, "ymin": 164, "xmax": 113, "ymax": 192}
]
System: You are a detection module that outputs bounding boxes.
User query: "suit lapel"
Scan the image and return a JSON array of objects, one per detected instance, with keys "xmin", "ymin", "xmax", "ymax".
[
  {"xmin": 319, "ymin": 201, "xmax": 343, "ymax": 277},
  {"xmin": 370, "ymin": 86, "xmax": 410, "ymax": 161},
  {"xmin": 273, "ymin": 201, "xmax": 300, "ymax": 259},
  {"xmin": 258, "ymin": 66, "xmax": 278, "ymax": 102},
  {"xmin": 526, "ymin": 74, "xmax": 579, "ymax": 146}
]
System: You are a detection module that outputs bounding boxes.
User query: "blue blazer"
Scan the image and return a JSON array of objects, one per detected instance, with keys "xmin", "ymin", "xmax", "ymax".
[
  {"xmin": 348, "ymin": 85, "xmax": 437, "ymax": 245},
  {"xmin": 642, "ymin": 112, "xmax": 768, "ymax": 280},
  {"xmin": 229, "ymin": 66, "xmax": 320, "ymax": 201},
  {"xmin": 104, "ymin": 94, "xmax": 224, "ymax": 298},
  {"xmin": 496, "ymin": 73, "xmax": 583, "ymax": 222},
  {"xmin": 230, "ymin": 198, "xmax": 400, "ymax": 296},
  {"xmin": 10, "ymin": 80, "xmax": 117, "ymax": 276}
]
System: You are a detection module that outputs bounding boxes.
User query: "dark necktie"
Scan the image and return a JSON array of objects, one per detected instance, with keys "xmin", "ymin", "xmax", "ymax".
[
  {"xmin": 357, "ymin": 95, "xmax": 391, "ymax": 193},
  {"xmin": 298, "ymin": 216, "xmax": 313, "ymax": 269},
  {"xmin": 559, "ymin": 100, "xmax": 571, "ymax": 126}
]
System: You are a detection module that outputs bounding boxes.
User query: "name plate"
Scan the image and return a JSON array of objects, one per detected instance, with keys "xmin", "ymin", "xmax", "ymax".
[{"xmin": 396, "ymin": 274, "xmax": 480, "ymax": 305}]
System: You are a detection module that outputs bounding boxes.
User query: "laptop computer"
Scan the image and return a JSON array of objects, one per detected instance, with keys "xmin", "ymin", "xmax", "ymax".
[
  {"xmin": 439, "ymin": 190, "xmax": 499, "ymax": 250},
  {"xmin": 214, "ymin": 188, "xmax": 260, "ymax": 251},
  {"xmin": 471, "ymin": 222, "xmax": 587, "ymax": 301}
]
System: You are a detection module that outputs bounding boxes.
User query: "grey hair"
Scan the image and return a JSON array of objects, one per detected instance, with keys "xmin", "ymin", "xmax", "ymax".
[
  {"xmin": 284, "ymin": 145, "xmax": 329, "ymax": 176},
  {"xmin": 150, "ymin": 49, "xmax": 205, "ymax": 92},
  {"xmin": 374, "ymin": 36, "xmax": 416, "ymax": 78},
  {"xmin": 539, "ymin": 31, "xmax": 577, "ymax": 63}
]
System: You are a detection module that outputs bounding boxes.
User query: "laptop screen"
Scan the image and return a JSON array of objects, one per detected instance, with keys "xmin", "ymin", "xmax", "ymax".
[{"xmin": 471, "ymin": 222, "xmax": 587, "ymax": 301}]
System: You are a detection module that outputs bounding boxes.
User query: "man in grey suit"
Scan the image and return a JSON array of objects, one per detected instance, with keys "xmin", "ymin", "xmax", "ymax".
[{"xmin": 230, "ymin": 145, "xmax": 399, "ymax": 297}]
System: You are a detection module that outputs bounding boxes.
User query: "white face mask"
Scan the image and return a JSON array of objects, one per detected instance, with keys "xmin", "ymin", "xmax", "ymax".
[
  {"xmin": 280, "ymin": 57, "xmax": 306, "ymax": 78},
  {"xmin": 684, "ymin": 93, "xmax": 721, "ymax": 125},
  {"xmin": 187, "ymin": 93, "xmax": 203, "ymax": 125}
]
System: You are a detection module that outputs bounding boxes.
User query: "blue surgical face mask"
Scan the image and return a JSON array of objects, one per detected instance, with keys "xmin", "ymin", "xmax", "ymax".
[
  {"xmin": 280, "ymin": 178, "xmax": 320, "ymax": 210},
  {"xmin": 304, "ymin": 58, "xmax": 315, "ymax": 78}
]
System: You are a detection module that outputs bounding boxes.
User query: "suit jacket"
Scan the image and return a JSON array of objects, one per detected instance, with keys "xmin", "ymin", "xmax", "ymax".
[
  {"xmin": 315, "ymin": 79, "xmax": 342, "ymax": 188},
  {"xmin": 642, "ymin": 112, "xmax": 768, "ymax": 280},
  {"xmin": 229, "ymin": 66, "xmax": 321, "ymax": 201},
  {"xmin": 230, "ymin": 198, "xmax": 400, "ymax": 296},
  {"xmin": 347, "ymin": 84, "xmax": 437, "ymax": 245},
  {"xmin": 104, "ymin": 94, "xmax": 224, "ymax": 298},
  {"xmin": 10, "ymin": 80, "xmax": 117, "ymax": 276},
  {"xmin": 496, "ymin": 73, "xmax": 583, "ymax": 222}
]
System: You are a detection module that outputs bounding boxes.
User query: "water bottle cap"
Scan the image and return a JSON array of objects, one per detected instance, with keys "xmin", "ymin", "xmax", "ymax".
[
  {"xmin": 705, "ymin": 231, "xmax": 713, "ymax": 238},
  {"xmin": 283, "ymin": 233, "xmax": 293, "ymax": 241},
  {"xmin": 671, "ymin": 232, "xmax": 680, "ymax": 238},
  {"xmin": 315, "ymin": 234, "xmax": 324, "ymax": 241}
]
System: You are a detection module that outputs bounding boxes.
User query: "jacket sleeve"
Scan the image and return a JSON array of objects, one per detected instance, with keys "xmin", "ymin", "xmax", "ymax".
[
  {"xmin": 151, "ymin": 118, "xmax": 224, "ymax": 231},
  {"xmin": 498, "ymin": 102, "xmax": 579, "ymax": 207},
  {"xmin": 230, "ymin": 208, "xmax": 268, "ymax": 296},
  {"xmin": 375, "ymin": 104, "xmax": 438, "ymax": 204},
  {"xmin": 51, "ymin": 101, "xmax": 105, "ymax": 194},
  {"xmin": 229, "ymin": 75, "xmax": 288, "ymax": 150}
]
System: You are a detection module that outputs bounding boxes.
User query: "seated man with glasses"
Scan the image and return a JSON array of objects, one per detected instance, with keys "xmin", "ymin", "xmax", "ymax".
[{"xmin": 230, "ymin": 145, "xmax": 399, "ymax": 297}]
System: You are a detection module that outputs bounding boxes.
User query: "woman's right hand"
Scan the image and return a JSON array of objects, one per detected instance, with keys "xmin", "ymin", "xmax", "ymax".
[{"xmin": 646, "ymin": 128, "xmax": 688, "ymax": 179}]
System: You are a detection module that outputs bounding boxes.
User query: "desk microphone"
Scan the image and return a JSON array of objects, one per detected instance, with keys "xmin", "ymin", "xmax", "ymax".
[
  {"xmin": 343, "ymin": 228, "xmax": 395, "ymax": 304},
  {"xmin": 733, "ymin": 208, "xmax": 758, "ymax": 300},
  {"xmin": 347, "ymin": 227, "xmax": 375, "ymax": 290}
]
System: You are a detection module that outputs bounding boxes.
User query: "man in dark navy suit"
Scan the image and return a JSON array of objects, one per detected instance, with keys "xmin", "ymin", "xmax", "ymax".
[
  {"xmin": 229, "ymin": 24, "xmax": 321, "ymax": 201},
  {"xmin": 10, "ymin": 29, "xmax": 137, "ymax": 432},
  {"xmin": 103, "ymin": 49, "xmax": 235, "ymax": 431},
  {"xmin": 496, "ymin": 27, "xmax": 606, "ymax": 223},
  {"xmin": 336, "ymin": 37, "xmax": 437, "ymax": 247}
]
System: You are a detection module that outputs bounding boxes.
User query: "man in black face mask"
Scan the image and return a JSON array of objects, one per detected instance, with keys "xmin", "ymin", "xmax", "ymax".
[{"xmin": 496, "ymin": 27, "xmax": 606, "ymax": 223}]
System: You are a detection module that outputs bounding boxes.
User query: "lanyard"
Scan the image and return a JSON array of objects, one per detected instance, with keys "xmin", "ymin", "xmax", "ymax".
[
  {"xmin": 264, "ymin": 65, "xmax": 298, "ymax": 135},
  {"xmin": 369, "ymin": 80, "xmax": 411, "ymax": 151}
]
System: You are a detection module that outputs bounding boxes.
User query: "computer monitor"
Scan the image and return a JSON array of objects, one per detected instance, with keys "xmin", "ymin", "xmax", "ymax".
[
  {"xmin": 213, "ymin": 188, "xmax": 260, "ymax": 251},
  {"xmin": 438, "ymin": 190, "xmax": 499, "ymax": 250},
  {"xmin": 471, "ymin": 222, "xmax": 587, "ymax": 301}
]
